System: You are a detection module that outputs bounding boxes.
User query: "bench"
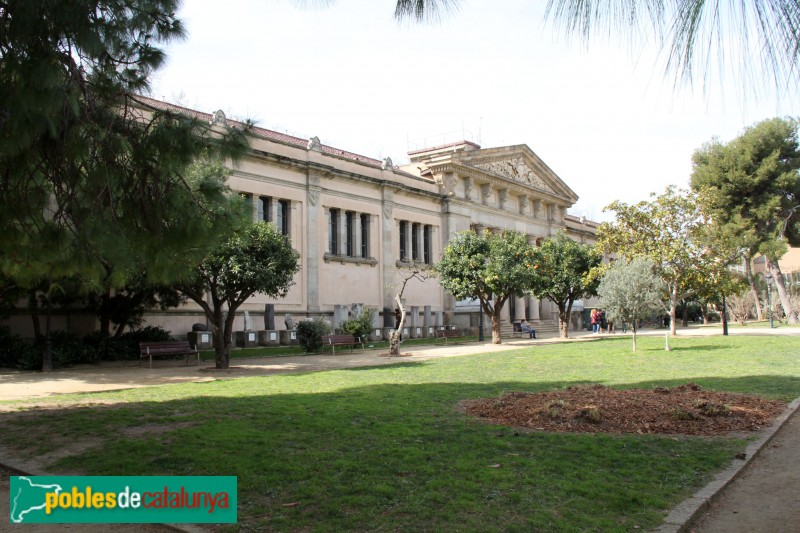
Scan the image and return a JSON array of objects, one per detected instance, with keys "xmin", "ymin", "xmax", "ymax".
[
  {"xmin": 435, "ymin": 329, "xmax": 465, "ymax": 344},
  {"xmin": 512, "ymin": 322, "xmax": 537, "ymax": 339},
  {"xmin": 322, "ymin": 334, "xmax": 364, "ymax": 355},
  {"xmin": 139, "ymin": 341, "xmax": 199, "ymax": 368}
]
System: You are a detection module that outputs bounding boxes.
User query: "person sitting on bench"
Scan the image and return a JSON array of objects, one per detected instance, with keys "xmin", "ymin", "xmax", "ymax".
[{"xmin": 520, "ymin": 320, "xmax": 537, "ymax": 338}]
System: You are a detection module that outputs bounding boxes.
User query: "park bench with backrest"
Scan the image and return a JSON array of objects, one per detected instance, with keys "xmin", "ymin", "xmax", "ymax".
[
  {"xmin": 435, "ymin": 328, "xmax": 465, "ymax": 344},
  {"xmin": 512, "ymin": 322, "xmax": 537, "ymax": 339},
  {"xmin": 139, "ymin": 341, "xmax": 199, "ymax": 368},
  {"xmin": 322, "ymin": 334, "xmax": 364, "ymax": 355}
]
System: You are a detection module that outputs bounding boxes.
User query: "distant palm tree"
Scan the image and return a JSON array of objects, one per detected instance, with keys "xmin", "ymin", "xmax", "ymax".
[{"xmin": 393, "ymin": 0, "xmax": 800, "ymax": 94}]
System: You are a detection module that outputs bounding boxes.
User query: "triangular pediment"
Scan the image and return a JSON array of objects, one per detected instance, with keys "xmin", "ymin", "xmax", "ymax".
[
  {"xmin": 458, "ymin": 145, "xmax": 578, "ymax": 203},
  {"xmin": 469, "ymin": 157, "xmax": 552, "ymax": 191}
]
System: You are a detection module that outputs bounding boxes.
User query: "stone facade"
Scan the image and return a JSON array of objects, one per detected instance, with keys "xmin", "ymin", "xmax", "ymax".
[{"xmin": 1, "ymin": 99, "xmax": 601, "ymax": 339}]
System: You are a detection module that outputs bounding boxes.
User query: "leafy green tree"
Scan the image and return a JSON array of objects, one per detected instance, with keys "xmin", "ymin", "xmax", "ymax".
[
  {"xmin": 597, "ymin": 186, "xmax": 709, "ymax": 335},
  {"xmin": 340, "ymin": 307, "xmax": 376, "ymax": 340},
  {"xmin": 392, "ymin": 0, "xmax": 799, "ymax": 94},
  {"xmin": 436, "ymin": 230, "xmax": 537, "ymax": 344},
  {"xmin": 530, "ymin": 233, "xmax": 602, "ymax": 338},
  {"xmin": 597, "ymin": 258, "xmax": 665, "ymax": 352},
  {"xmin": 85, "ymin": 272, "xmax": 185, "ymax": 338},
  {"xmin": 177, "ymin": 222, "xmax": 300, "ymax": 369},
  {"xmin": 691, "ymin": 117, "xmax": 800, "ymax": 323},
  {"xmin": 0, "ymin": 0, "xmax": 252, "ymax": 289}
]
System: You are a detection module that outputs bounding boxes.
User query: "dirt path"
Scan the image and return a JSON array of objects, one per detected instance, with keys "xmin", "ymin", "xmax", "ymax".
[{"xmin": 689, "ymin": 408, "xmax": 800, "ymax": 533}]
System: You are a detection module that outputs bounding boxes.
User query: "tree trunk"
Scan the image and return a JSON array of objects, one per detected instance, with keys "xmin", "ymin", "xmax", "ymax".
[
  {"xmin": 768, "ymin": 259, "xmax": 798, "ymax": 323},
  {"xmin": 29, "ymin": 290, "xmax": 41, "ymax": 342},
  {"xmin": 745, "ymin": 256, "xmax": 763, "ymax": 320},
  {"xmin": 491, "ymin": 310, "xmax": 502, "ymax": 344},
  {"xmin": 631, "ymin": 325, "xmax": 637, "ymax": 352},
  {"xmin": 669, "ymin": 283, "xmax": 679, "ymax": 335},
  {"xmin": 211, "ymin": 305, "xmax": 227, "ymax": 369},
  {"xmin": 701, "ymin": 303, "xmax": 709, "ymax": 324},
  {"xmin": 219, "ymin": 309, "xmax": 237, "ymax": 369},
  {"xmin": 389, "ymin": 295, "xmax": 405, "ymax": 356},
  {"xmin": 42, "ymin": 289, "xmax": 53, "ymax": 372},
  {"xmin": 558, "ymin": 301, "xmax": 572, "ymax": 339},
  {"xmin": 681, "ymin": 301, "xmax": 689, "ymax": 327}
]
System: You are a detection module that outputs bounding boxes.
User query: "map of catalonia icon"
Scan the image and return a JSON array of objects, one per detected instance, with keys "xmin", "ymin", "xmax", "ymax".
[{"xmin": 10, "ymin": 476, "xmax": 63, "ymax": 523}]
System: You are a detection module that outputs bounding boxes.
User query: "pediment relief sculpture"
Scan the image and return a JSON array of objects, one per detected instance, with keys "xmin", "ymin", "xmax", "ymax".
[{"xmin": 470, "ymin": 157, "xmax": 552, "ymax": 192}]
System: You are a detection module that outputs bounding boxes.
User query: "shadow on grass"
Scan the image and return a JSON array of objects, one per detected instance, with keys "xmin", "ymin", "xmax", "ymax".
[{"xmin": 0, "ymin": 373, "xmax": 797, "ymax": 532}]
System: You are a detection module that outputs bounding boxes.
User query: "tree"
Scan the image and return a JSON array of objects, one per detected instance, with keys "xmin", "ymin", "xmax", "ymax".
[
  {"xmin": 387, "ymin": 263, "xmax": 434, "ymax": 356},
  {"xmin": 177, "ymin": 222, "xmax": 300, "ymax": 369},
  {"xmin": 0, "ymin": 0, "xmax": 252, "ymax": 289},
  {"xmin": 727, "ymin": 291, "xmax": 757, "ymax": 325},
  {"xmin": 597, "ymin": 186, "xmax": 709, "ymax": 336},
  {"xmin": 691, "ymin": 117, "xmax": 800, "ymax": 323},
  {"xmin": 436, "ymin": 230, "xmax": 537, "ymax": 344},
  {"xmin": 393, "ymin": 0, "xmax": 800, "ymax": 95},
  {"xmin": 597, "ymin": 258, "xmax": 665, "ymax": 351},
  {"xmin": 530, "ymin": 233, "xmax": 602, "ymax": 338},
  {"xmin": 85, "ymin": 272, "xmax": 185, "ymax": 338}
]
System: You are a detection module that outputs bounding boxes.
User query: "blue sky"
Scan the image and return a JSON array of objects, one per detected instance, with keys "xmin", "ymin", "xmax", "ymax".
[{"xmin": 150, "ymin": 0, "xmax": 799, "ymax": 221}]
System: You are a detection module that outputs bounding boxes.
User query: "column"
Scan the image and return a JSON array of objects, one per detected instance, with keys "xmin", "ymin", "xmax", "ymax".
[
  {"xmin": 338, "ymin": 212, "xmax": 347, "ymax": 257},
  {"xmin": 530, "ymin": 296, "xmax": 540, "ymax": 320},
  {"xmin": 404, "ymin": 221, "xmax": 412, "ymax": 262},
  {"xmin": 514, "ymin": 296, "xmax": 526, "ymax": 321},
  {"xmin": 354, "ymin": 212, "xmax": 362, "ymax": 259},
  {"xmin": 369, "ymin": 214, "xmax": 378, "ymax": 259},
  {"xmin": 306, "ymin": 184, "xmax": 321, "ymax": 311},
  {"xmin": 381, "ymin": 188, "xmax": 395, "ymax": 309},
  {"xmin": 290, "ymin": 200, "xmax": 300, "ymax": 245},
  {"xmin": 501, "ymin": 300, "xmax": 511, "ymax": 324},
  {"xmin": 413, "ymin": 224, "xmax": 422, "ymax": 262}
]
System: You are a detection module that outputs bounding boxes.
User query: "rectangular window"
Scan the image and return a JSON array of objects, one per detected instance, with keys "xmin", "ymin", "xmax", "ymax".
[
  {"xmin": 277, "ymin": 199, "xmax": 289, "ymax": 236},
  {"xmin": 411, "ymin": 223, "xmax": 420, "ymax": 261},
  {"xmin": 423, "ymin": 225, "xmax": 432, "ymax": 264},
  {"xmin": 360, "ymin": 214, "xmax": 369, "ymax": 258},
  {"xmin": 258, "ymin": 196, "xmax": 271, "ymax": 222},
  {"xmin": 345, "ymin": 211, "xmax": 354, "ymax": 256},
  {"xmin": 399, "ymin": 221, "xmax": 407, "ymax": 260},
  {"xmin": 329, "ymin": 208, "xmax": 339, "ymax": 254}
]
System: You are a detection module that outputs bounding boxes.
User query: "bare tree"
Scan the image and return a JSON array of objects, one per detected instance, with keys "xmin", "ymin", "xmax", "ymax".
[
  {"xmin": 727, "ymin": 291, "xmax": 756, "ymax": 325},
  {"xmin": 387, "ymin": 263, "xmax": 435, "ymax": 356}
]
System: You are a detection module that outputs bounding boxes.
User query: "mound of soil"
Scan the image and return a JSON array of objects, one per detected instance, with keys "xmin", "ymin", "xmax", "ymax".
[{"xmin": 462, "ymin": 383, "xmax": 786, "ymax": 436}]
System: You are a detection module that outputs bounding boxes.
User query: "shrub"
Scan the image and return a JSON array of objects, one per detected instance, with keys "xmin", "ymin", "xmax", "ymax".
[
  {"xmin": 0, "ymin": 326, "xmax": 39, "ymax": 370},
  {"xmin": 297, "ymin": 318, "xmax": 331, "ymax": 353},
  {"xmin": 84, "ymin": 326, "xmax": 173, "ymax": 361},
  {"xmin": 43, "ymin": 330, "xmax": 99, "ymax": 366},
  {"xmin": 340, "ymin": 307, "xmax": 375, "ymax": 340}
]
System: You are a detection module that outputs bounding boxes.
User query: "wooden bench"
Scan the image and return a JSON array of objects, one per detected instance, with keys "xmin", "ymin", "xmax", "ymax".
[
  {"xmin": 139, "ymin": 341, "xmax": 199, "ymax": 368},
  {"xmin": 322, "ymin": 334, "xmax": 364, "ymax": 355},
  {"xmin": 435, "ymin": 329, "xmax": 465, "ymax": 344}
]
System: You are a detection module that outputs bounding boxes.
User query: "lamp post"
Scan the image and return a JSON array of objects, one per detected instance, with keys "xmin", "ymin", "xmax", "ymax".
[
  {"xmin": 765, "ymin": 271, "xmax": 774, "ymax": 328},
  {"xmin": 478, "ymin": 307, "xmax": 484, "ymax": 342}
]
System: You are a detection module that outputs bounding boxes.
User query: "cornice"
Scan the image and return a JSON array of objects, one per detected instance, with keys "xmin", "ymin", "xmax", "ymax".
[{"xmin": 427, "ymin": 161, "xmax": 573, "ymax": 206}]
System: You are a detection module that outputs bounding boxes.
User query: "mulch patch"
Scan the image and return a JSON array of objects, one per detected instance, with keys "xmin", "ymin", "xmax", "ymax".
[{"xmin": 462, "ymin": 383, "xmax": 786, "ymax": 436}]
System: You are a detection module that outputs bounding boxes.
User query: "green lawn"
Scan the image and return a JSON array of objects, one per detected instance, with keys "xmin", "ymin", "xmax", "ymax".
[{"xmin": 2, "ymin": 335, "xmax": 799, "ymax": 532}]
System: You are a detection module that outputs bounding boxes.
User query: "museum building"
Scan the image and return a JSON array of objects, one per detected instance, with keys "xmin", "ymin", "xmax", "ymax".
[{"xmin": 5, "ymin": 98, "xmax": 602, "ymax": 341}]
